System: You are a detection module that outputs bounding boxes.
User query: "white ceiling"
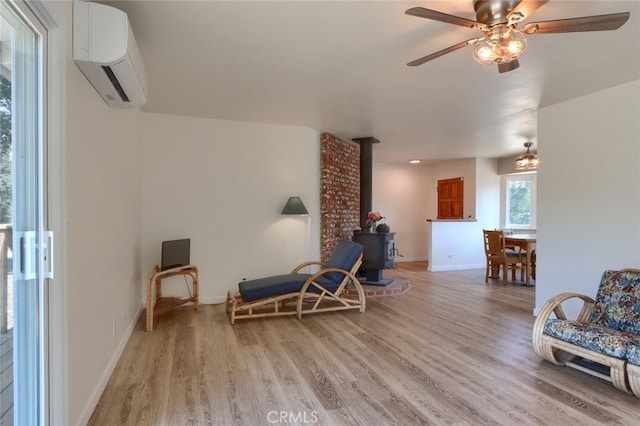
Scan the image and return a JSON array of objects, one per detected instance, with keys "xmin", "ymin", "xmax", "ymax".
[{"xmin": 100, "ymin": 1, "xmax": 640, "ymax": 164}]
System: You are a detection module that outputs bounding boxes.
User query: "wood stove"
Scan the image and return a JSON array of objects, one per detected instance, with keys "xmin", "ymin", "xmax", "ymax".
[{"xmin": 353, "ymin": 232, "xmax": 395, "ymax": 285}]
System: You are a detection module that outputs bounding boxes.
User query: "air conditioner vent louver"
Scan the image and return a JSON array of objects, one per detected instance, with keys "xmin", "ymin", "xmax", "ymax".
[{"xmin": 101, "ymin": 66, "xmax": 130, "ymax": 102}]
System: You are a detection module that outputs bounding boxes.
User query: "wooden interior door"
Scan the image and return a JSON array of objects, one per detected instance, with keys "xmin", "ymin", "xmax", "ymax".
[{"xmin": 437, "ymin": 177, "xmax": 464, "ymax": 219}]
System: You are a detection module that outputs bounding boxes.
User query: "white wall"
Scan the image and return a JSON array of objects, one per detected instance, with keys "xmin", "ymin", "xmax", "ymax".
[
  {"xmin": 427, "ymin": 220, "xmax": 486, "ymax": 271},
  {"xmin": 535, "ymin": 80, "xmax": 640, "ymax": 315},
  {"xmin": 474, "ymin": 157, "xmax": 500, "ymax": 227},
  {"xmin": 372, "ymin": 162, "xmax": 431, "ymax": 261},
  {"xmin": 140, "ymin": 113, "xmax": 321, "ymax": 303},
  {"xmin": 52, "ymin": 1, "xmax": 145, "ymax": 423}
]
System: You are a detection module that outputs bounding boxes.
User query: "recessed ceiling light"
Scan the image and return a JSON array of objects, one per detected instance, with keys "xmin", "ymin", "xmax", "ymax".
[{"xmin": 409, "ymin": 159, "xmax": 422, "ymax": 164}]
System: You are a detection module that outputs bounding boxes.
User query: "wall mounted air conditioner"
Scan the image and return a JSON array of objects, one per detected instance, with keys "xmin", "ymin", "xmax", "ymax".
[{"xmin": 73, "ymin": 1, "xmax": 147, "ymax": 108}]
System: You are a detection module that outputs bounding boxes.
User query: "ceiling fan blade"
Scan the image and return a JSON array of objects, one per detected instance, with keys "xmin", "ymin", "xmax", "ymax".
[
  {"xmin": 507, "ymin": 0, "xmax": 549, "ymax": 24},
  {"xmin": 521, "ymin": 12, "xmax": 630, "ymax": 34},
  {"xmin": 407, "ymin": 39, "xmax": 480, "ymax": 67},
  {"xmin": 406, "ymin": 7, "xmax": 484, "ymax": 30},
  {"xmin": 498, "ymin": 60, "xmax": 520, "ymax": 73}
]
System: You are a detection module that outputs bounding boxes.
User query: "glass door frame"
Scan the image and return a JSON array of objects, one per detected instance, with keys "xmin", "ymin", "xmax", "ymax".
[{"xmin": 2, "ymin": 0, "xmax": 56, "ymax": 424}]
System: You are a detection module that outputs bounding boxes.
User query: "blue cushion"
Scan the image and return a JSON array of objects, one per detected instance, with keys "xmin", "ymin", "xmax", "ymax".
[
  {"xmin": 506, "ymin": 251, "xmax": 524, "ymax": 259},
  {"xmin": 239, "ymin": 274, "xmax": 338, "ymax": 302},
  {"xmin": 323, "ymin": 241, "xmax": 364, "ymax": 284}
]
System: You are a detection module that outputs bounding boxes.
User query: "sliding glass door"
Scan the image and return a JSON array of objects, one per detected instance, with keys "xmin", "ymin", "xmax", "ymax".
[{"xmin": 1, "ymin": 1, "xmax": 47, "ymax": 424}]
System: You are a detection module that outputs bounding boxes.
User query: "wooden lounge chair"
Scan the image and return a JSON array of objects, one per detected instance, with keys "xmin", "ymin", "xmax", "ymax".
[{"xmin": 226, "ymin": 240, "xmax": 366, "ymax": 324}]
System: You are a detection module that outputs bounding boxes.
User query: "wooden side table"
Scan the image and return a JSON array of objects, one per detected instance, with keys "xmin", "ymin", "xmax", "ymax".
[{"xmin": 146, "ymin": 264, "xmax": 199, "ymax": 331}]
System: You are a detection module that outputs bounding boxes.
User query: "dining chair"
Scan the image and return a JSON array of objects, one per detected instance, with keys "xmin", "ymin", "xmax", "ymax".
[
  {"xmin": 497, "ymin": 228, "xmax": 518, "ymax": 253},
  {"xmin": 483, "ymin": 229, "xmax": 525, "ymax": 284},
  {"xmin": 531, "ymin": 249, "xmax": 536, "ymax": 279}
]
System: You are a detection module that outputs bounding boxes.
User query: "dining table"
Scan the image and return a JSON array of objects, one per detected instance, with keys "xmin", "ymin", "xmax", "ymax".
[{"xmin": 504, "ymin": 233, "xmax": 536, "ymax": 286}]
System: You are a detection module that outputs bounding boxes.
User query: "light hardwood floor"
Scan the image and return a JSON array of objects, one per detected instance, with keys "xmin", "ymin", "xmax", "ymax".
[{"xmin": 89, "ymin": 262, "xmax": 639, "ymax": 425}]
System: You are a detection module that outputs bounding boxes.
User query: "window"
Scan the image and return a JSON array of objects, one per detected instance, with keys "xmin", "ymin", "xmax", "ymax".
[{"xmin": 505, "ymin": 173, "xmax": 536, "ymax": 229}]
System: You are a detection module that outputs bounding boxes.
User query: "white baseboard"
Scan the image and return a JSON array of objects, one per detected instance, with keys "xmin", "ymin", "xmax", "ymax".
[
  {"xmin": 200, "ymin": 296, "xmax": 227, "ymax": 305},
  {"xmin": 394, "ymin": 256, "xmax": 428, "ymax": 263},
  {"xmin": 77, "ymin": 306, "xmax": 143, "ymax": 426},
  {"xmin": 428, "ymin": 263, "xmax": 485, "ymax": 272}
]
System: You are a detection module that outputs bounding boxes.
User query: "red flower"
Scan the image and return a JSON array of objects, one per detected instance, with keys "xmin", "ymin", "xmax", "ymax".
[{"xmin": 365, "ymin": 211, "xmax": 383, "ymax": 224}]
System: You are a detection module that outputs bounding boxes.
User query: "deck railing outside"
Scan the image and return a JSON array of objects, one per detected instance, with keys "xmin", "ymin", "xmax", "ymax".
[
  {"xmin": 0, "ymin": 224, "xmax": 12, "ymax": 332},
  {"xmin": 0, "ymin": 223, "xmax": 13, "ymax": 423}
]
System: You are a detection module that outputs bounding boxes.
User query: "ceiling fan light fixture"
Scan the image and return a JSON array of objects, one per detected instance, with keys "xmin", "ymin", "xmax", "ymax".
[
  {"xmin": 407, "ymin": 4, "xmax": 630, "ymax": 73},
  {"xmin": 472, "ymin": 43, "xmax": 496, "ymax": 64},
  {"xmin": 515, "ymin": 142, "xmax": 539, "ymax": 170},
  {"xmin": 472, "ymin": 24, "xmax": 527, "ymax": 65}
]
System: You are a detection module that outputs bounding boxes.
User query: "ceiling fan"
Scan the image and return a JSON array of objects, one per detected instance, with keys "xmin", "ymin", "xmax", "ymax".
[{"xmin": 406, "ymin": 0, "xmax": 630, "ymax": 73}]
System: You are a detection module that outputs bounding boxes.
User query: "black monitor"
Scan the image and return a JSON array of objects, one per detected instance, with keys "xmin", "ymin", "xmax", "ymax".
[{"xmin": 161, "ymin": 238, "xmax": 190, "ymax": 271}]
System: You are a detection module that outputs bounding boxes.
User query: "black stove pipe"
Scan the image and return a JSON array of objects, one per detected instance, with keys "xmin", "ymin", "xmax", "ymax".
[{"xmin": 352, "ymin": 137, "xmax": 380, "ymax": 229}]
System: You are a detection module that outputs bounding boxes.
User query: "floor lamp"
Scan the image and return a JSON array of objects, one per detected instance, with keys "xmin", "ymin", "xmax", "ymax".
[{"xmin": 281, "ymin": 196, "xmax": 311, "ymax": 269}]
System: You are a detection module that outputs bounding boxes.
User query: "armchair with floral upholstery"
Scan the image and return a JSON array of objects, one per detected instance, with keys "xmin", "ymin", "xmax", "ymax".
[{"xmin": 532, "ymin": 269, "xmax": 640, "ymax": 396}]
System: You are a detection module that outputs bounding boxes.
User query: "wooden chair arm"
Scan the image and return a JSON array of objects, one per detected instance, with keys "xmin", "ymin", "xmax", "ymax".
[
  {"xmin": 298, "ymin": 267, "xmax": 354, "ymax": 294},
  {"xmin": 296, "ymin": 267, "xmax": 365, "ymax": 315},
  {"xmin": 536, "ymin": 292, "xmax": 595, "ymax": 323},
  {"xmin": 291, "ymin": 261, "xmax": 323, "ymax": 273},
  {"xmin": 532, "ymin": 292, "xmax": 595, "ymax": 355}
]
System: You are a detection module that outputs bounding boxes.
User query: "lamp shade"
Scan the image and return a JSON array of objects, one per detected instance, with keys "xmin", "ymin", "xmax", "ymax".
[{"xmin": 281, "ymin": 196, "xmax": 309, "ymax": 215}]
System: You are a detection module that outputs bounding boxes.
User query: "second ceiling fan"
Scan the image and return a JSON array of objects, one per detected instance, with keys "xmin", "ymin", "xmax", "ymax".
[{"xmin": 406, "ymin": 0, "xmax": 630, "ymax": 73}]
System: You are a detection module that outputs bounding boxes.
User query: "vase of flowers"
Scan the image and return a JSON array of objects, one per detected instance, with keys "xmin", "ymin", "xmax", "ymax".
[{"xmin": 365, "ymin": 211, "xmax": 384, "ymax": 233}]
